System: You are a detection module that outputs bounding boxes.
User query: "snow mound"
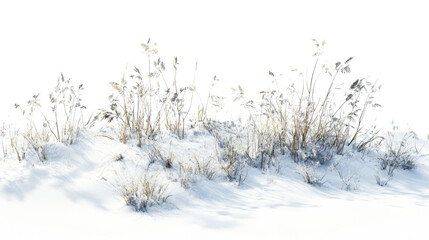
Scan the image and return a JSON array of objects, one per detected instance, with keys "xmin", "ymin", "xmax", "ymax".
[{"xmin": 1, "ymin": 128, "xmax": 429, "ymax": 240}]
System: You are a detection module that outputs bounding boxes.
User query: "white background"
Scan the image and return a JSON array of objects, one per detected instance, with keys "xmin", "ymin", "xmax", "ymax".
[{"xmin": 1, "ymin": 0, "xmax": 428, "ymax": 136}]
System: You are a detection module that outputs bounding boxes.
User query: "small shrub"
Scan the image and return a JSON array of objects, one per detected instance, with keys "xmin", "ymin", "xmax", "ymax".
[{"xmin": 117, "ymin": 173, "xmax": 170, "ymax": 212}]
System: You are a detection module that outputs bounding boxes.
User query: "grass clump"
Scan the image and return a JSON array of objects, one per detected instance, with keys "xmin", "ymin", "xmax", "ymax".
[
  {"xmin": 100, "ymin": 39, "xmax": 197, "ymax": 146},
  {"xmin": 100, "ymin": 69, "xmax": 163, "ymax": 145},
  {"xmin": 0, "ymin": 125, "xmax": 7, "ymax": 160},
  {"xmin": 5, "ymin": 125, "xmax": 27, "ymax": 162},
  {"xmin": 233, "ymin": 40, "xmax": 381, "ymax": 166},
  {"xmin": 379, "ymin": 129, "xmax": 420, "ymax": 176},
  {"xmin": 118, "ymin": 173, "xmax": 170, "ymax": 212},
  {"xmin": 298, "ymin": 162, "xmax": 325, "ymax": 185},
  {"xmin": 178, "ymin": 155, "xmax": 217, "ymax": 188},
  {"xmin": 216, "ymin": 138, "xmax": 248, "ymax": 185},
  {"xmin": 149, "ymin": 145, "xmax": 174, "ymax": 169},
  {"xmin": 375, "ymin": 170, "xmax": 391, "ymax": 186},
  {"xmin": 14, "ymin": 74, "xmax": 87, "ymax": 161}
]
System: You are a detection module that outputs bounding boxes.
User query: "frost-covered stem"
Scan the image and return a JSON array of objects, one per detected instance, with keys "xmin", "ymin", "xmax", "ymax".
[{"xmin": 348, "ymin": 93, "xmax": 370, "ymax": 146}]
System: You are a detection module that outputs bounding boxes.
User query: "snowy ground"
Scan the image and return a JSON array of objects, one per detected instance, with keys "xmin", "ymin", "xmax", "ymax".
[
  {"xmin": 1, "ymin": 128, "xmax": 428, "ymax": 240},
  {"xmin": 1, "ymin": 1, "xmax": 429, "ymax": 239}
]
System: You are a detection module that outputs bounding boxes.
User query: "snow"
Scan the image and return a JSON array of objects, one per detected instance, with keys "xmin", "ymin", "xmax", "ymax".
[
  {"xmin": 1, "ymin": 127, "xmax": 429, "ymax": 239},
  {"xmin": 1, "ymin": 1, "xmax": 429, "ymax": 239}
]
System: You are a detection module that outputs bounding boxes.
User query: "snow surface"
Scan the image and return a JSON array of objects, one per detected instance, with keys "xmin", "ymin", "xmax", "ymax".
[
  {"xmin": 1, "ymin": 1, "xmax": 429, "ymax": 239},
  {"xmin": 1, "ymin": 127, "xmax": 428, "ymax": 240}
]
